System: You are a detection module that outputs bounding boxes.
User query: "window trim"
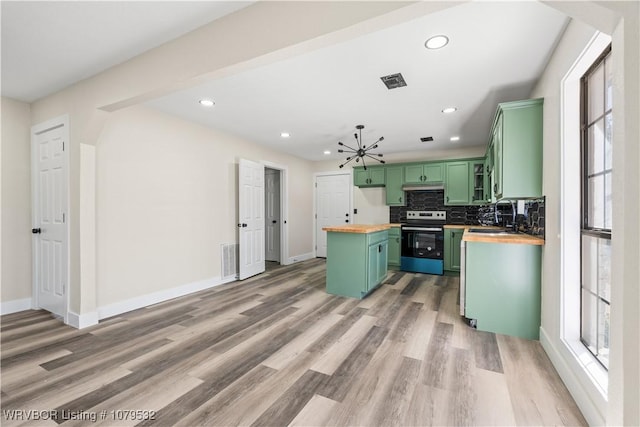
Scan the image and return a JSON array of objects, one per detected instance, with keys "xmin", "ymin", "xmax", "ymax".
[{"xmin": 579, "ymin": 43, "xmax": 612, "ymax": 370}]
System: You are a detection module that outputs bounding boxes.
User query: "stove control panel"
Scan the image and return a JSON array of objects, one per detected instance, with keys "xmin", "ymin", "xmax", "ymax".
[{"xmin": 406, "ymin": 211, "xmax": 447, "ymax": 221}]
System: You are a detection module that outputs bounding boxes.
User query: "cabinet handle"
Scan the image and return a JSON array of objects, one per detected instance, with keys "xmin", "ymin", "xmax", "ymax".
[
  {"xmin": 493, "ymin": 184, "xmax": 497, "ymax": 192},
  {"xmin": 446, "ymin": 196, "xmax": 449, "ymax": 202},
  {"xmin": 378, "ymin": 244, "xmax": 382, "ymax": 253},
  {"xmin": 452, "ymin": 232, "xmax": 455, "ymax": 237},
  {"xmin": 399, "ymin": 197, "xmax": 402, "ymax": 202},
  {"xmin": 396, "ymin": 238, "xmax": 400, "ymax": 242}
]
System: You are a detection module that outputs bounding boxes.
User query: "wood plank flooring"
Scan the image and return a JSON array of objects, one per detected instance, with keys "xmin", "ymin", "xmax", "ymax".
[{"xmin": 1, "ymin": 259, "xmax": 586, "ymax": 426}]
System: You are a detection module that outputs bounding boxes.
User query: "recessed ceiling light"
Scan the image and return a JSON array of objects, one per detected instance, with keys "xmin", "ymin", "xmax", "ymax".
[
  {"xmin": 442, "ymin": 107, "xmax": 457, "ymax": 114},
  {"xmin": 280, "ymin": 132, "xmax": 290, "ymax": 138},
  {"xmin": 324, "ymin": 150, "xmax": 331, "ymax": 155},
  {"xmin": 425, "ymin": 35, "xmax": 449, "ymax": 50},
  {"xmin": 450, "ymin": 136, "xmax": 461, "ymax": 142},
  {"xmin": 198, "ymin": 99, "xmax": 214, "ymax": 107}
]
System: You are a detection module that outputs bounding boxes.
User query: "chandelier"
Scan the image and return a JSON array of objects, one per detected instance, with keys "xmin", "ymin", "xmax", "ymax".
[{"xmin": 338, "ymin": 125, "xmax": 386, "ymax": 170}]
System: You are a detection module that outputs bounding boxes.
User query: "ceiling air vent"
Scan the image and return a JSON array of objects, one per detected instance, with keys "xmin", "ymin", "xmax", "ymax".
[
  {"xmin": 380, "ymin": 73, "xmax": 407, "ymax": 90},
  {"xmin": 420, "ymin": 136, "xmax": 434, "ymax": 142}
]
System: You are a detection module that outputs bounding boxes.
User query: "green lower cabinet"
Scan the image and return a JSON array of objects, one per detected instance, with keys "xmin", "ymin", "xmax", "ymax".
[
  {"xmin": 326, "ymin": 230, "xmax": 388, "ymax": 299},
  {"xmin": 465, "ymin": 241, "xmax": 541, "ymax": 340},
  {"xmin": 443, "ymin": 228, "xmax": 463, "ymax": 271},
  {"xmin": 388, "ymin": 227, "xmax": 401, "ymax": 268}
]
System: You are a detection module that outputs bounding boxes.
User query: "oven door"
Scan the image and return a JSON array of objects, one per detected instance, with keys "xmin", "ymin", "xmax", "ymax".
[{"xmin": 401, "ymin": 227, "xmax": 444, "ymax": 260}]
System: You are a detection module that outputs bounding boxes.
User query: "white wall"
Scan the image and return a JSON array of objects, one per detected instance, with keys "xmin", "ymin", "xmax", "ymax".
[
  {"xmin": 531, "ymin": 4, "xmax": 640, "ymax": 425},
  {"xmin": 95, "ymin": 105, "xmax": 314, "ymax": 308},
  {"xmin": 1, "ymin": 97, "xmax": 32, "ymax": 312}
]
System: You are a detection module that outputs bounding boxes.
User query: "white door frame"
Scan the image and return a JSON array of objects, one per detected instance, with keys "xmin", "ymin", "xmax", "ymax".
[
  {"xmin": 31, "ymin": 114, "xmax": 70, "ymax": 323},
  {"xmin": 262, "ymin": 161, "xmax": 289, "ymax": 265},
  {"xmin": 313, "ymin": 170, "xmax": 353, "ymax": 258}
]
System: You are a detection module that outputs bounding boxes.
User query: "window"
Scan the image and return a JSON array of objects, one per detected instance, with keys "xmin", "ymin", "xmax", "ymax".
[{"xmin": 580, "ymin": 45, "xmax": 612, "ymax": 369}]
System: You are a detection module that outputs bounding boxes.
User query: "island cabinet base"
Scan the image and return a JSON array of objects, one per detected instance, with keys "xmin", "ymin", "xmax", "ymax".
[
  {"xmin": 325, "ymin": 230, "xmax": 388, "ymax": 299},
  {"xmin": 465, "ymin": 241, "xmax": 541, "ymax": 340}
]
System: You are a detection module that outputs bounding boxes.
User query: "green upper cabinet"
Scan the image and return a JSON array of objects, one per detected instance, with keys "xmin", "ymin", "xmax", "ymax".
[
  {"xmin": 444, "ymin": 161, "xmax": 470, "ymax": 205},
  {"xmin": 490, "ymin": 98, "xmax": 543, "ymax": 200},
  {"xmin": 385, "ymin": 166, "xmax": 405, "ymax": 206},
  {"xmin": 404, "ymin": 162, "xmax": 443, "ymax": 184},
  {"xmin": 470, "ymin": 160, "xmax": 490, "ymax": 204},
  {"xmin": 354, "ymin": 167, "xmax": 385, "ymax": 187}
]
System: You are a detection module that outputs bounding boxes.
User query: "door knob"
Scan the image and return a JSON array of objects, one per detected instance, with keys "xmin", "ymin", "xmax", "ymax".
[
  {"xmin": 272, "ymin": 220, "xmax": 277, "ymax": 224},
  {"xmin": 237, "ymin": 223, "xmax": 248, "ymax": 228},
  {"xmin": 31, "ymin": 228, "xmax": 41, "ymax": 234}
]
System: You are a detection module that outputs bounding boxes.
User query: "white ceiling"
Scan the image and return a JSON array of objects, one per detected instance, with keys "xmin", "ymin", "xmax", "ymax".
[
  {"xmin": 1, "ymin": 1, "xmax": 253, "ymax": 102},
  {"xmin": 2, "ymin": 1, "xmax": 569, "ymax": 163},
  {"xmin": 146, "ymin": 1, "xmax": 569, "ymax": 161}
]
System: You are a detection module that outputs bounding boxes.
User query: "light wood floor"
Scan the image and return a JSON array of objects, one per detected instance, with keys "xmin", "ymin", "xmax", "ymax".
[{"xmin": 1, "ymin": 259, "xmax": 586, "ymax": 426}]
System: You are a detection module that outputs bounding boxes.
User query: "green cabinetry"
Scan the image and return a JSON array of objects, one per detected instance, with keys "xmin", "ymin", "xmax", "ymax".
[
  {"xmin": 326, "ymin": 230, "xmax": 388, "ymax": 299},
  {"xmin": 444, "ymin": 228, "xmax": 463, "ymax": 271},
  {"xmin": 444, "ymin": 161, "xmax": 470, "ymax": 205},
  {"xmin": 464, "ymin": 241, "xmax": 541, "ymax": 340},
  {"xmin": 404, "ymin": 162, "xmax": 443, "ymax": 184},
  {"xmin": 470, "ymin": 160, "xmax": 490, "ymax": 204},
  {"xmin": 354, "ymin": 167, "xmax": 385, "ymax": 187},
  {"xmin": 385, "ymin": 166, "xmax": 405, "ymax": 206},
  {"xmin": 388, "ymin": 227, "xmax": 401, "ymax": 268},
  {"xmin": 490, "ymin": 98, "xmax": 543, "ymax": 200}
]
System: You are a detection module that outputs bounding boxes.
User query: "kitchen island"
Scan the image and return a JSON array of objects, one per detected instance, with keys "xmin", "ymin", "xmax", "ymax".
[
  {"xmin": 461, "ymin": 228, "xmax": 544, "ymax": 340},
  {"xmin": 322, "ymin": 224, "xmax": 390, "ymax": 299}
]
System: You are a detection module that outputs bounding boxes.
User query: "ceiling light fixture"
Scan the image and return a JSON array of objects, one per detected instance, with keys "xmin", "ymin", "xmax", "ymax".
[
  {"xmin": 280, "ymin": 132, "xmax": 290, "ymax": 138},
  {"xmin": 450, "ymin": 136, "xmax": 460, "ymax": 142},
  {"xmin": 324, "ymin": 150, "xmax": 331, "ymax": 155},
  {"xmin": 338, "ymin": 125, "xmax": 385, "ymax": 170},
  {"xmin": 442, "ymin": 107, "xmax": 457, "ymax": 114},
  {"xmin": 198, "ymin": 99, "xmax": 214, "ymax": 107},
  {"xmin": 425, "ymin": 35, "xmax": 449, "ymax": 50}
]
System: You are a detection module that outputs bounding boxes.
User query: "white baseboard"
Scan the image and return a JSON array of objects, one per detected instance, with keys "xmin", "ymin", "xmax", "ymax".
[
  {"xmin": 97, "ymin": 275, "xmax": 236, "ymax": 321},
  {"xmin": 539, "ymin": 327, "xmax": 605, "ymax": 426},
  {"xmin": 287, "ymin": 252, "xmax": 315, "ymax": 265},
  {"xmin": 67, "ymin": 310, "xmax": 99, "ymax": 329},
  {"xmin": 0, "ymin": 298, "xmax": 33, "ymax": 315}
]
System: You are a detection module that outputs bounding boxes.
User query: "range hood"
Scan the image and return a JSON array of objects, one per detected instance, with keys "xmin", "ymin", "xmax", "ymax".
[{"xmin": 402, "ymin": 183, "xmax": 445, "ymax": 191}]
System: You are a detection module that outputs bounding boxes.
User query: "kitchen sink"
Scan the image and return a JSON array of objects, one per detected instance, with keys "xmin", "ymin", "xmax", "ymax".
[{"xmin": 467, "ymin": 228, "xmax": 518, "ymax": 234}]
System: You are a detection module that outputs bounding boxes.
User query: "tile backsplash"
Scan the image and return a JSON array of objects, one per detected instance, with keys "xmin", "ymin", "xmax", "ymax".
[
  {"xmin": 389, "ymin": 190, "xmax": 545, "ymax": 237},
  {"xmin": 389, "ymin": 190, "xmax": 481, "ymax": 225}
]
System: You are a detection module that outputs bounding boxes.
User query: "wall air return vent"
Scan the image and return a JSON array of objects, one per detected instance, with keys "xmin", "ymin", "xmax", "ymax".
[
  {"xmin": 380, "ymin": 73, "xmax": 407, "ymax": 90},
  {"xmin": 420, "ymin": 136, "xmax": 434, "ymax": 142}
]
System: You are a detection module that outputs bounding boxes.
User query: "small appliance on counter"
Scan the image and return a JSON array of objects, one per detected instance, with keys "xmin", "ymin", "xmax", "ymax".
[{"xmin": 400, "ymin": 210, "xmax": 446, "ymax": 275}]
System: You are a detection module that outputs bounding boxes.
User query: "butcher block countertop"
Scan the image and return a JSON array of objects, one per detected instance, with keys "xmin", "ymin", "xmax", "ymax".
[
  {"xmin": 463, "ymin": 229, "xmax": 545, "ymax": 245},
  {"xmin": 322, "ymin": 224, "xmax": 391, "ymax": 234},
  {"xmin": 443, "ymin": 224, "xmax": 545, "ymax": 245}
]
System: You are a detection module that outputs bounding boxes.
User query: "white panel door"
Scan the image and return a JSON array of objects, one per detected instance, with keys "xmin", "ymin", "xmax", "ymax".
[
  {"xmin": 239, "ymin": 159, "xmax": 265, "ymax": 280},
  {"xmin": 33, "ymin": 124, "xmax": 68, "ymax": 318},
  {"xmin": 316, "ymin": 174, "xmax": 351, "ymax": 257},
  {"xmin": 265, "ymin": 169, "xmax": 280, "ymax": 262}
]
